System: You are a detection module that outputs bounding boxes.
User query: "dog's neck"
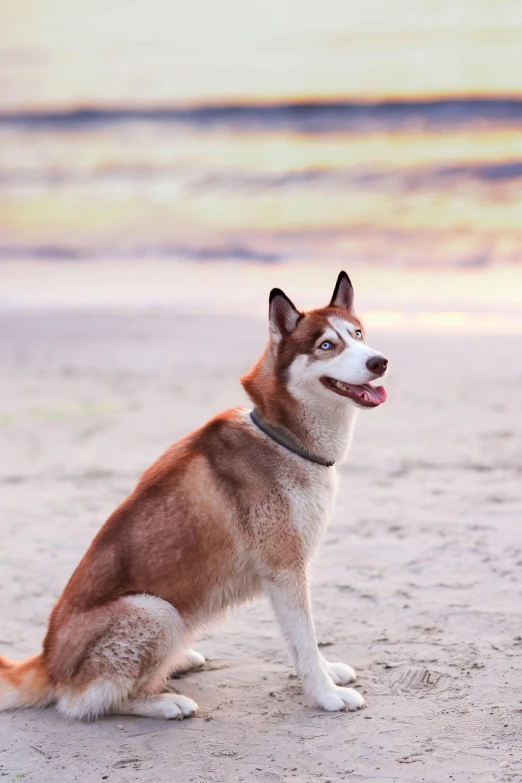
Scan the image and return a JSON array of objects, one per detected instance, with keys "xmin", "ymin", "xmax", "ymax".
[
  {"xmin": 241, "ymin": 346, "xmax": 358, "ymax": 465},
  {"xmin": 287, "ymin": 399, "xmax": 358, "ymax": 465}
]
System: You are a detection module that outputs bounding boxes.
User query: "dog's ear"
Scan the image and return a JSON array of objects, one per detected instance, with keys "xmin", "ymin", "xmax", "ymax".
[
  {"xmin": 329, "ymin": 271, "xmax": 354, "ymax": 311},
  {"xmin": 269, "ymin": 288, "xmax": 301, "ymax": 344}
]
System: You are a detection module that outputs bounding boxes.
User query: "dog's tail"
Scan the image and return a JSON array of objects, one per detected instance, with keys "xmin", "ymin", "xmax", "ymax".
[{"xmin": 0, "ymin": 653, "xmax": 53, "ymax": 710}]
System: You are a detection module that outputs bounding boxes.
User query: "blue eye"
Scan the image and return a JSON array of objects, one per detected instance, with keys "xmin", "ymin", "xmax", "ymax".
[
  {"xmin": 319, "ymin": 341, "xmax": 333, "ymax": 350},
  {"xmin": 354, "ymin": 330, "xmax": 363, "ymax": 340}
]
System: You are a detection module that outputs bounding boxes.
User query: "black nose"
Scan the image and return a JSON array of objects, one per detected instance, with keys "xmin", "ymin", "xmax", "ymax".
[{"xmin": 366, "ymin": 355, "xmax": 388, "ymax": 375}]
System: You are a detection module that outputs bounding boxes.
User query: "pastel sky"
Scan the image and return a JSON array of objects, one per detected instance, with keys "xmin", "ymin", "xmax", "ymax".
[{"xmin": 1, "ymin": 0, "xmax": 522, "ymax": 108}]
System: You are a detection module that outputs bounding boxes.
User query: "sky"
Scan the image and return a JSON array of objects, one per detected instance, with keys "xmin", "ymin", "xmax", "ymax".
[{"xmin": 1, "ymin": 0, "xmax": 522, "ymax": 109}]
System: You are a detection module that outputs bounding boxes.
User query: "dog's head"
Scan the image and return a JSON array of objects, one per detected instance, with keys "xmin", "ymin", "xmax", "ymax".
[{"xmin": 264, "ymin": 271, "xmax": 388, "ymax": 410}]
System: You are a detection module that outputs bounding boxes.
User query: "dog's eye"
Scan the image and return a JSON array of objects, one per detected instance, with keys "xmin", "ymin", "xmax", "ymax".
[
  {"xmin": 354, "ymin": 330, "xmax": 363, "ymax": 340},
  {"xmin": 319, "ymin": 341, "xmax": 333, "ymax": 350}
]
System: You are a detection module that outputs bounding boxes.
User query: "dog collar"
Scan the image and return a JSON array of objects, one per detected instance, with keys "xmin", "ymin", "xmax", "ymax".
[{"xmin": 250, "ymin": 408, "xmax": 334, "ymax": 467}]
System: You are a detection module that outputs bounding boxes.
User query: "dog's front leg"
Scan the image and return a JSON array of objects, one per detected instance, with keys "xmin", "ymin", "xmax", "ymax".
[
  {"xmin": 264, "ymin": 570, "xmax": 365, "ymax": 712},
  {"xmin": 319, "ymin": 653, "xmax": 357, "ymax": 686}
]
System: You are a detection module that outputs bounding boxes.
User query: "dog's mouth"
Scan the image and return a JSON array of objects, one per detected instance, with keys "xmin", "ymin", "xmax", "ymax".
[{"xmin": 320, "ymin": 376, "xmax": 387, "ymax": 408}]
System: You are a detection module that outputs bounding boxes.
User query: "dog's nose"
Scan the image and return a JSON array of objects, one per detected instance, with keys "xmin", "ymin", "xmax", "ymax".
[{"xmin": 366, "ymin": 355, "xmax": 388, "ymax": 375}]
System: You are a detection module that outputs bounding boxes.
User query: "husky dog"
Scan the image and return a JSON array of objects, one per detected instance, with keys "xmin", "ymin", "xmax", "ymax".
[{"xmin": 0, "ymin": 272, "xmax": 388, "ymax": 720}]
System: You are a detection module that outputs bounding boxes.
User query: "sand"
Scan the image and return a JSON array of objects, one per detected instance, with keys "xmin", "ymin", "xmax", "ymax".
[{"xmin": 1, "ymin": 303, "xmax": 521, "ymax": 783}]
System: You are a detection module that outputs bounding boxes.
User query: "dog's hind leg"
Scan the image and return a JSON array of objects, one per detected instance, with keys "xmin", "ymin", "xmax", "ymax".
[
  {"xmin": 168, "ymin": 648, "xmax": 206, "ymax": 678},
  {"xmin": 50, "ymin": 594, "xmax": 198, "ymax": 720},
  {"xmin": 114, "ymin": 692, "xmax": 198, "ymax": 719}
]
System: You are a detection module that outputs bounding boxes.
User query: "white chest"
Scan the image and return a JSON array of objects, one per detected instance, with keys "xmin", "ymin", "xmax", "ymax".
[{"xmin": 283, "ymin": 464, "xmax": 338, "ymax": 556}]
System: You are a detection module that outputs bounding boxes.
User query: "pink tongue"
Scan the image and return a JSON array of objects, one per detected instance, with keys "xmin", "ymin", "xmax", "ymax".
[{"xmin": 362, "ymin": 384, "xmax": 387, "ymax": 405}]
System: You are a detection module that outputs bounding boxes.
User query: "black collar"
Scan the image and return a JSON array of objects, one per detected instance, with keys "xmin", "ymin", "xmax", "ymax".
[{"xmin": 250, "ymin": 408, "xmax": 334, "ymax": 468}]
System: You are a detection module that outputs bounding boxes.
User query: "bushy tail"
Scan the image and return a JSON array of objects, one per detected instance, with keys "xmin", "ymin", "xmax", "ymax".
[{"xmin": 0, "ymin": 653, "xmax": 53, "ymax": 710}]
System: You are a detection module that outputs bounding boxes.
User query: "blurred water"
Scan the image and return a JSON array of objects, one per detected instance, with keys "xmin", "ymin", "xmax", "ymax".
[
  {"xmin": 1, "ymin": 100, "xmax": 522, "ymax": 267},
  {"xmin": 1, "ymin": 0, "xmax": 522, "ymax": 271}
]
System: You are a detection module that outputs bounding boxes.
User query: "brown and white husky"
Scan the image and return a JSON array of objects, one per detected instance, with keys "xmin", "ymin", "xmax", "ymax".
[{"xmin": 0, "ymin": 271, "xmax": 388, "ymax": 720}]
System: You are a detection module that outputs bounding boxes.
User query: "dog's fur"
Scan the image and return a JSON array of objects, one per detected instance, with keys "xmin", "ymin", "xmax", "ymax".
[{"xmin": 0, "ymin": 272, "xmax": 388, "ymax": 720}]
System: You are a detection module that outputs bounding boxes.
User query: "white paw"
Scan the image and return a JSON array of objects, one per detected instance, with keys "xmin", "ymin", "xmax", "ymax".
[
  {"xmin": 154, "ymin": 694, "xmax": 199, "ymax": 720},
  {"xmin": 323, "ymin": 661, "xmax": 357, "ymax": 685},
  {"xmin": 315, "ymin": 686, "xmax": 365, "ymax": 712},
  {"xmin": 183, "ymin": 649, "xmax": 206, "ymax": 669}
]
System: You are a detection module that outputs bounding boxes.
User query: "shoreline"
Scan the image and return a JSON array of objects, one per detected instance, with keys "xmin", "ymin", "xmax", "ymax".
[{"xmin": 2, "ymin": 258, "xmax": 522, "ymax": 334}]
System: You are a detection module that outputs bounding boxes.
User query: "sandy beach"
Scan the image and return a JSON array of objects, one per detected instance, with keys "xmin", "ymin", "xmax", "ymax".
[{"xmin": 1, "ymin": 275, "xmax": 521, "ymax": 782}]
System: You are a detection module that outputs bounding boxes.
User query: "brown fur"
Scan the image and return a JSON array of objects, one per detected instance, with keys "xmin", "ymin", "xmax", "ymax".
[
  {"xmin": 2, "ymin": 404, "xmax": 301, "ymax": 713},
  {"xmin": 0, "ymin": 655, "xmax": 51, "ymax": 708},
  {"xmin": 35, "ymin": 407, "xmax": 306, "ymax": 704}
]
